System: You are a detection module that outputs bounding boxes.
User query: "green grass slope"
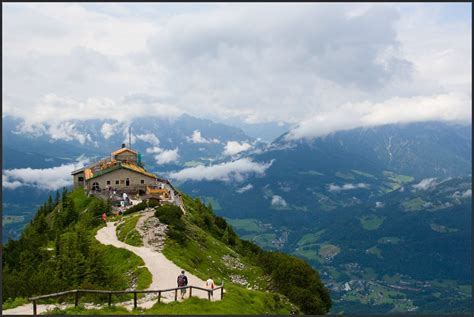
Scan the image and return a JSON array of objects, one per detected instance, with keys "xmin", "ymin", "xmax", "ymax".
[
  {"xmin": 3, "ymin": 188, "xmax": 331, "ymax": 315},
  {"xmin": 116, "ymin": 214, "xmax": 143, "ymax": 246},
  {"xmin": 155, "ymin": 195, "xmax": 331, "ymax": 314},
  {"xmin": 2, "ymin": 188, "xmax": 151, "ymax": 308}
]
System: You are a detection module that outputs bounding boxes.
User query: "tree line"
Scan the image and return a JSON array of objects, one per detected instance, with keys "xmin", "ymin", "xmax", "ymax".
[{"xmin": 2, "ymin": 188, "xmax": 117, "ymax": 302}]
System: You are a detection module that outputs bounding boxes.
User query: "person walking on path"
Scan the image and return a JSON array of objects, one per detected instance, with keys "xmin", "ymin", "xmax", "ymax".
[
  {"xmin": 177, "ymin": 270, "xmax": 188, "ymax": 299},
  {"xmin": 101, "ymin": 212, "xmax": 107, "ymax": 223},
  {"xmin": 206, "ymin": 276, "xmax": 215, "ymax": 299}
]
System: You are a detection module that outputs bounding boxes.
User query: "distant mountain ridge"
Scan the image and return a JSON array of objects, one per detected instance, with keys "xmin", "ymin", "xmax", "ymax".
[{"xmin": 269, "ymin": 121, "xmax": 471, "ymax": 179}]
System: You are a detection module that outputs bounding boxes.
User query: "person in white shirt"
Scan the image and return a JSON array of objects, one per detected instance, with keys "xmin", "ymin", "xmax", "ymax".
[{"xmin": 206, "ymin": 277, "xmax": 215, "ymax": 299}]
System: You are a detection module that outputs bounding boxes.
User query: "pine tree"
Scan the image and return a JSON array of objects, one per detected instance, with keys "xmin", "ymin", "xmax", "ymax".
[
  {"xmin": 47, "ymin": 194, "xmax": 53, "ymax": 214},
  {"xmin": 61, "ymin": 187, "xmax": 68, "ymax": 205},
  {"xmin": 55, "ymin": 190, "xmax": 60, "ymax": 206},
  {"xmin": 222, "ymin": 227, "xmax": 230, "ymax": 244}
]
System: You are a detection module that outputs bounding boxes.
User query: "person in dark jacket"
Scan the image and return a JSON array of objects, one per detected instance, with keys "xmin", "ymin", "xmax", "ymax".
[{"xmin": 177, "ymin": 270, "xmax": 188, "ymax": 299}]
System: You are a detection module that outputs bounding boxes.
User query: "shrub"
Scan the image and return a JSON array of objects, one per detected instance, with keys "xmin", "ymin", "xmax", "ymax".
[
  {"xmin": 154, "ymin": 204, "xmax": 183, "ymax": 227},
  {"xmin": 124, "ymin": 201, "xmax": 147, "ymax": 215},
  {"xmin": 256, "ymin": 251, "xmax": 332, "ymax": 315},
  {"xmin": 2, "ymin": 297, "xmax": 29, "ymax": 310},
  {"xmin": 214, "ymin": 216, "xmax": 228, "ymax": 231},
  {"xmin": 148, "ymin": 199, "xmax": 160, "ymax": 208},
  {"xmin": 155, "ymin": 204, "xmax": 186, "ymax": 244}
]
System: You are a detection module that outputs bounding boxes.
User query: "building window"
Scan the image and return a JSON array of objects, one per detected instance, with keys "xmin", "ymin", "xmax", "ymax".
[
  {"xmin": 115, "ymin": 180, "xmax": 119, "ymax": 185},
  {"xmin": 126, "ymin": 178, "xmax": 130, "ymax": 186},
  {"xmin": 107, "ymin": 180, "xmax": 111, "ymax": 185},
  {"xmin": 141, "ymin": 179, "xmax": 145, "ymax": 184},
  {"xmin": 78, "ymin": 176, "xmax": 84, "ymax": 182}
]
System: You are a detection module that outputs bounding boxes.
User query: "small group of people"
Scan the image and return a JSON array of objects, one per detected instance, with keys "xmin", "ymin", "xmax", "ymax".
[{"xmin": 177, "ymin": 271, "xmax": 215, "ymax": 299}]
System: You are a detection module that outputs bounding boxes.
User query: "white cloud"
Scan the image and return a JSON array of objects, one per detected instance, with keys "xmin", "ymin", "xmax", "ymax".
[
  {"xmin": 287, "ymin": 92, "xmax": 471, "ymax": 140},
  {"xmin": 101, "ymin": 122, "xmax": 117, "ymax": 139},
  {"xmin": 187, "ymin": 130, "xmax": 219, "ymax": 144},
  {"xmin": 271, "ymin": 195, "xmax": 288, "ymax": 208},
  {"xmin": 236, "ymin": 183, "xmax": 253, "ymax": 193},
  {"xmin": 223, "ymin": 141, "xmax": 252, "ymax": 156},
  {"xmin": 45, "ymin": 121, "xmax": 91, "ymax": 144},
  {"xmin": 452, "ymin": 189, "xmax": 472, "ymax": 199},
  {"xmin": 135, "ymin": 133, "xmax": 160, "ymax": 146},
  {"xmin": 2, "ymin": 157, "xmax": 89, "ymax": 191},
  {"xmin": 5, "ymin": 94, "xmax": 183, "ymax": 136},
  {"xmin": 154, "ymin": 148, "xmax": 179, "ymax": 165},
  {"xmin": 412, "ymin": 178, "xmax": 437, "ymax": 190},
  {"xmin": 169, "ymin": 158, "xmax": 273, "ymax": 182},
  {"xmin": 3, "ymin": 3, "xmax": 157, "ymax": 56},
  {"xmin": 328, "ymin": 183, "xmax": 369, "ymax": 192},
  {"xmin": 146, "ymin": 146, "xmax": 162, "ymax": 154},
  {"xmin": 2, "ymin": 179, "xmax": 24, "ymax": 190},
  {"xmin": 3, "ymin": 3, "xmax": 471, "ymax": 137}
]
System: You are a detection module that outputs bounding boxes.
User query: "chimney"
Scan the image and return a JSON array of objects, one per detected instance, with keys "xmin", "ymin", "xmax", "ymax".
[{"xmin": 122, "ymin": 143, "xmax": 126, "ymax": 148}]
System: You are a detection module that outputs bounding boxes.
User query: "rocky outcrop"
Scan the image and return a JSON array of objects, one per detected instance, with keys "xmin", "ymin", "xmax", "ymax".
[{"xmin": 135, "ymin": 209, "xmax": 168, "ymax": 252}]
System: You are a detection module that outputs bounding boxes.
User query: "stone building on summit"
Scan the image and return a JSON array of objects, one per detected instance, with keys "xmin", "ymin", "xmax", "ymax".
[{"xmin": 71, "ymin": 144, "xmax": 162, "ymax": 195}]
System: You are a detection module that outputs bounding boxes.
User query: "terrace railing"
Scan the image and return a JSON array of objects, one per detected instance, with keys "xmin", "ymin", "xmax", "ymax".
[{"xmin": 28, "ymin": 284, "xmax": 224, "ymax": 315}]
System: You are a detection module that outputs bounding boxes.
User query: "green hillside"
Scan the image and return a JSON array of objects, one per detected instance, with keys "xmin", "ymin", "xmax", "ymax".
[{"xmin": 2, "ymin": 188, "xmax": 331, "ymax": 315}]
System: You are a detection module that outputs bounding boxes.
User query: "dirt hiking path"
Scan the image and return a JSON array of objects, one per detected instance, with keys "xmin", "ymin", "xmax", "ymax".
[{"xmin": 3, "ymin": 212, "xmax": 215, "ymax": 315}]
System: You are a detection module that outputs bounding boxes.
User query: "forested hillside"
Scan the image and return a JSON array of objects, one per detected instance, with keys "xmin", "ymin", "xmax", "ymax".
[
  {"xmin": 2, "ymin": 188, "xmax": 331, "ymax": 315},
  {"xmin": 2, "ymin": 189, "xmax": 151, "ymax": 305}
]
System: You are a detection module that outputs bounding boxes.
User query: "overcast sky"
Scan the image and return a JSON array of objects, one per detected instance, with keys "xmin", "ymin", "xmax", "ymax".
[{"xmin": 3, "ymin": 3, "xmax": 472, "ymax": 140}]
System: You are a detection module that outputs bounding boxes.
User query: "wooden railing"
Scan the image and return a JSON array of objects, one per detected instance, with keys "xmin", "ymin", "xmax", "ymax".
[{"xmin": 28, "ymin": 284, "xmax": 224, "ymax": 315}]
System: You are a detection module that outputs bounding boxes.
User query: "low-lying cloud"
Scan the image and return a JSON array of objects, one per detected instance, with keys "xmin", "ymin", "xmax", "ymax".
[
  {"xmin": 2, "ymin": 157, "xmax": 89, "ymax": 191},
  {"xmin": 452, "ymin": 189, "xmax": 472, "ymax": 199},
  {"xmin": 236, "ymin": 183, "xmax": 253, "ymax": 193},
  {"xmin": 169, "ymin": 158, "xmax": 273, "ymax": 182},
  {"xmin": 412, "ymin": 178, "xmax": 437, "ymax": 191},
  {"xmin": 287, "ymin": 92, "xmax": 471, "ymax": 140},
  {"xmin": 223, "ymin": 141, "xmax": 252, "ymax": 156},
  {"xmin": 187, "ymin": 130, "xmax": 219, "ymax": 144},
  {"xmin": 101, "ymin": 122, "xmax": 117, "ymax": 139},
  {"xmin": 8, "ymin": 94, "xmax": 183, "ymax": 132},
  {"xmin": 328, "ymin": 183, "xmax": 369, "ymax": 192},
  {"xmin": 271, "ymin": 195, "xmax": 288, "ymax": 208},
  {"xmin": 154, "ymin": 148, "xmax": 179, "ymax": 165},
  {"xmin": 135, "ymin": 133, "xmax": 160, "ymax": 146}
]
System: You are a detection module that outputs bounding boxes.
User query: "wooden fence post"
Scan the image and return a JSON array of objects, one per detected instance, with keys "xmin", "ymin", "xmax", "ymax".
[
  {"xmin": 75, "ymin": 291, "xmax": 79, "ymax": 307},
  {"xmin": 133, "ymin": 292, "xmax": 137, "ymax": 309},
  {"xmin": 33, "ymin": 300, "xmax": 37, "ymax": 316},
  {"xmin": 158, "ymin": 291, "xmax": 161, "ymax": 303},
  {"xmin": 221, "ymin": 286, "xmax": 224, "ymax": 300},
  {"xmin": 189, "ymin": 286, "xmax": 192, "ymax": 298},
  {"xmin": 174, "ymin": 289, "xmax": 178, "ymax": 301},
  {"xmin": 108, "ymin": 292, "xmax": 112, "ymax": 307},
  {"xmin": 208, "ymin": 290, "xmax": 211, "ymax": 301}
]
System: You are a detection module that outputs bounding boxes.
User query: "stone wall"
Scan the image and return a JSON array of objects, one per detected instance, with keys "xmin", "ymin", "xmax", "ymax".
[{"xmin": 86, "ymin": 168, "xmax": 156, "ymax": 191}]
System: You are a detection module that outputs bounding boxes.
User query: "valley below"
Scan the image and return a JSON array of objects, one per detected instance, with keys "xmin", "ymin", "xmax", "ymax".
[{"xmin": 2, "ymin": 119, "xmax": 472, "ymax": 314}]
